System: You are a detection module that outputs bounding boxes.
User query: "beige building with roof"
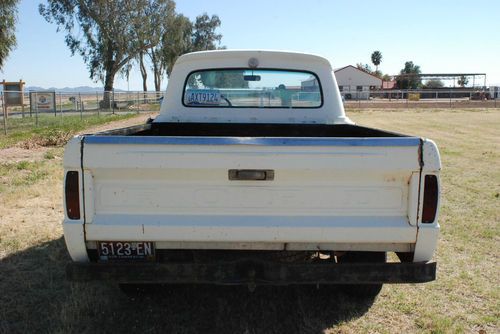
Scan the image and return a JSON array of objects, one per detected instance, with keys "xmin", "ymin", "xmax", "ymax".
[{"xmin": 334, "ymin": 65, "xmax": 382, "ymax": 100}]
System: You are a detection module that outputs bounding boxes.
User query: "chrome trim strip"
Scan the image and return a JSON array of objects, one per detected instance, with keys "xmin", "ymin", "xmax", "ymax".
[{"xmin": 84, "ymin": 136, "xmax": 421, "ymax": 147}]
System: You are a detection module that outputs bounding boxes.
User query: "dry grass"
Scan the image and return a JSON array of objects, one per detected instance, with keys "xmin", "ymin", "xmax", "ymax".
[{"xmin": 0, "ymin": 109, "xmax": 499, "ymax": 333}]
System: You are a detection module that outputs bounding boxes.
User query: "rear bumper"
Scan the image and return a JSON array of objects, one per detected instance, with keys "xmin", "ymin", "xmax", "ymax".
[
  {"xmin": 83, "ymin": 215, "xmax": 418, "ymax": 246},
  {"xmin": 66, "ymin": 260, "xmax": 436, "ymax": 285}
]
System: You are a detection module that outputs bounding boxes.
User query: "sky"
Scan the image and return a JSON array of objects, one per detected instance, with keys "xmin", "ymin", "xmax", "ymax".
[{"xmin": 2, "ymin": 0, "xmax": 500, "ymax": 91}]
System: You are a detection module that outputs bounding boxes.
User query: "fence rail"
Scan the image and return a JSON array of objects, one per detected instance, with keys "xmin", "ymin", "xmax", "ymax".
[
  {"xmin": 1, "ymin": 89, "xmax": 499, "ymax": 135},
  {"xmin": 342, "ymin": 89, "xmax": 499, "ymax": 109},
  {"xmin": 1, "ymin": 91, "xmax": 164, "ymax": 135}
]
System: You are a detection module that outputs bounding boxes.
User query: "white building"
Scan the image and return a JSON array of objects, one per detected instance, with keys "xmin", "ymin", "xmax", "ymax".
[
  {"xmin": 334, "ymin": 65, "xmax": 382, "ymax": 100},
  {"xmin": 489, "ymin": 86, "xmax": 500, "ymax": 99},
  {"xmin": 301, "ymin": 75, "xmax": 320, "ymax": 91}
]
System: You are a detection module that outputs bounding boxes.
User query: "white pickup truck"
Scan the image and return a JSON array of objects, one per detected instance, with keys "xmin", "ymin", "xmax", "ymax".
[{"xmin": 64, "ymin": 50, "xmax": 440, "ymax": 297}]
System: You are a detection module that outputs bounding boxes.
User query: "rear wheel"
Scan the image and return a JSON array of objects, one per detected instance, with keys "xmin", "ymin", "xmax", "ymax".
[{"xmin": 336, "ymin": 251, "xmax": 386, "ymax": 298}]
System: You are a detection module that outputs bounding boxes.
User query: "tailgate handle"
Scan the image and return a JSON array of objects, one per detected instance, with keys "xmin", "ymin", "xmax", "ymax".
[{"xmin": 228, "ymin": 169, "xmax": 275, "ymax": 181}]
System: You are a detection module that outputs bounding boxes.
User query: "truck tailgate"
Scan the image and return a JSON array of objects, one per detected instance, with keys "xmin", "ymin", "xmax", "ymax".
[{"xmin": 81, "ymin": 136, "xmax": 421, "ymax": 248}]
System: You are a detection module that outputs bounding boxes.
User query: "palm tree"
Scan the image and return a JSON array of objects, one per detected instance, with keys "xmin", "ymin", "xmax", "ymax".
[
  {"xmin": 371, "ymin": 51, "xmax": 382, "ymax": 72},
  {"xmin": 457, "ymin": 75, "xmax": 469, "ymax": 87}
]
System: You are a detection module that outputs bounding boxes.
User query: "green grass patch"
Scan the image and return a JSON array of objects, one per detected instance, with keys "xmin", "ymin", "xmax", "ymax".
[
  {"xmin": 16, "ymin": 160, "xmax": 30, "ymax": 170},
  {"xmin": 415, "ymin": 314, "xmax": 465, "ymax": 333},
  {"xmin": 0, "ymin": 161, "xmax": 50, "ymax": 192},
  {"xmin": 0, "ymin": 113, "xmax": 138, "ymax": 149},
  {"xmin": 43, "ymin": 150, "xmax": 56, "ymax": 160}
]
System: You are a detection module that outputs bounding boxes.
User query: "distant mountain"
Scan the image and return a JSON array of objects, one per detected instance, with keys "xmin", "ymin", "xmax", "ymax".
[{"xmin": 25, "ymin": 86, "xmax": 127, "ymax": 92}]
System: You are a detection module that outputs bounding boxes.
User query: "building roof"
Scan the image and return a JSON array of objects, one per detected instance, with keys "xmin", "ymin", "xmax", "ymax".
[
  {"xmin": 334, "ymin": 65, "xmax": 383, "ymax": 81},
  {"xmin": 334, "ymin": 65, "xmax": 382, "ymax": 87}
]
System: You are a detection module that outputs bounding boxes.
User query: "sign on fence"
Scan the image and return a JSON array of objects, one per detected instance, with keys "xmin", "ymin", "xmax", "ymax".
[
  {"xmin": 30, "ymin": 91, "xmax": 56, "ymax": 113},
  {"xmin": 1, "ymin": 80, "xmax": 25, "ymax": 106}
]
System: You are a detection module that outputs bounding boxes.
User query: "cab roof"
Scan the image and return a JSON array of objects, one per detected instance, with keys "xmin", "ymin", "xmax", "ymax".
[{"xmin": 175, "ymin": 50, "xmax": 332, "ymax": 71}]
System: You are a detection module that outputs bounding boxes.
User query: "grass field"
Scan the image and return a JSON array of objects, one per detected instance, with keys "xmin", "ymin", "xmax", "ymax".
[
  {"xmin": 0, "ymin": 109, "xmax": 498, "ymax": 333},
  {"xmin": 0, "ymin": 113, "xmax": 140, "ymax": 149}
]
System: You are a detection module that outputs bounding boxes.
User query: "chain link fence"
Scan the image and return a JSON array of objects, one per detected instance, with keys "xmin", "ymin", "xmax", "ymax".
[
  {"xmin": 342, "ymin": 89, "xmax": 499, "ymax": 109},
  {"xmin": 1, "ymin": 91, "xmax": 164, "ymax": 135},
  {"xmin": 2, "ymin": 88, "xmax": 499, "ymax": 135}
]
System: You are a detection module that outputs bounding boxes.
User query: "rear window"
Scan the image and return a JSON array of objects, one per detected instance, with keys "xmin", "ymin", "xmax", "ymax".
[{"xmin": 183, "ymin": 69, "xmax": 322, "ymax": 108}]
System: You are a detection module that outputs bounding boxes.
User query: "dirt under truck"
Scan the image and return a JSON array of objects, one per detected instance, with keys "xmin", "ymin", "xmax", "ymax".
[{"xmin": 63, "ymin": 50, "xmax": 440, "ymax": 297}]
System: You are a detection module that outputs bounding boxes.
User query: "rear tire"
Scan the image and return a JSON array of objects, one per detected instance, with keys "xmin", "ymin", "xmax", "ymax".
[{"xmin": 336, "ymin": 251, "xmax": 386, "ymax": 298}]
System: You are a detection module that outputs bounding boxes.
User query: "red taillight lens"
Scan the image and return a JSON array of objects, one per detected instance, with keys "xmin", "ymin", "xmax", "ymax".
[
  {"xmin": 65, "ymin": 171, "xmax": 81, "ymax": 220},
  {"xmin": 422, "ymin": 175, "xmax": 438, "ymax": 224}
]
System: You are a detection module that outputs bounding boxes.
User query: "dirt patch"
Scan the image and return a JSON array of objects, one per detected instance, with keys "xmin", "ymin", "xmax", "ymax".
[
  {"xmin": 0, "ymin": 146, "xmax": 49, "ymax": 164},
  {"xmin": 0, "ymin": 113, "xmax": 158, "ymax": 164},
  {"xmin": 17, "ymin": 130, "xmax": 74, "ymax": 149},
  {"xmin": 80, "ymin": 112, "xmax": 156, "ymax": 135}
]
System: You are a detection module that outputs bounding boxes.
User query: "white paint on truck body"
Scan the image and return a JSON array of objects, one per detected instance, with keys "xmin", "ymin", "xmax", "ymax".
[{"xmin": 81, "ymin": 142, "xmax": 420, "ymax": 246}]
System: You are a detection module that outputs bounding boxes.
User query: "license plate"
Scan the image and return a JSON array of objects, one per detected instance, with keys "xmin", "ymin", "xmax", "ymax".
[
  {"xmin": 185, "ymin": 89, "xmax": 221, "ymax": 105},
  {"xmin": 97, "ymin": 241, "xmax": 155, "ymax": 262}
]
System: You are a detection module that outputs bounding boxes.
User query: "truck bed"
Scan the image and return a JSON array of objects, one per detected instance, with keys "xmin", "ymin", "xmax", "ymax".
[{"xmin": 91, "ymin": 122, "xmax": 410, "ymax": 139}]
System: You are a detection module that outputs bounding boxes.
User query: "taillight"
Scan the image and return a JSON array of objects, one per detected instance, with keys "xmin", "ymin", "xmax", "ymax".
[
  {"xmin": 422, "ymin": 175, "xmax": 438, "ymax": 223},
  {"xmin": 65, "ymin": 171, "xmax": 81, "ymax": 220}
]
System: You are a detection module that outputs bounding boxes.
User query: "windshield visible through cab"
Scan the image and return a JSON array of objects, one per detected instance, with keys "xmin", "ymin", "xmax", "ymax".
[{"xmin": 183, "ymin": 69, "xmax": 322, "ymax": 108}]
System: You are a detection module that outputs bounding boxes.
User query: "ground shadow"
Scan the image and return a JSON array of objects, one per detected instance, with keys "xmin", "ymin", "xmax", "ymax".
[{"xmin": 1, "ymin": 238, "xmax": 375, "ymax": 334}]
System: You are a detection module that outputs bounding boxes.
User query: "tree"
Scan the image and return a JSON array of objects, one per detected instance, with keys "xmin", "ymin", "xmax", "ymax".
[
  {"xmin": 372, "ymin": 69, "xmax": 383, "ymax": 79},
  {"xmin": 424, "ymin": 79, "xmax": 444, "ymax": 88},
  {"xmin": 457, "ymin": 75, "xmax": 469, "ymax": 87},
  {"xmin": 133, "ymin": 0, "xmax": 175, "ymax": 92},
  {"xmin": 356, "ymin": 63, "xmax": 372, "ymax": 73},
  {"xmin": 164, "ymin": 13, "xmax": 222, "ymax": 76},
  {"xmin": 396, "ymin": 61, "xmax": 422, "ymax": 89},
  {"xmin": 191, "ymin": 13, "xmax": 222, "ymax": 51},
  {"xmin": 145, "ymin": 1, "xmax": 178, "ymax": 91},
  {"xmin": 356, "ymin": 63, "xmax": 386, "ymax": 79},
  {"xmin": 371, "ymin": 51, "xmax": 382, "ymax": 72},
  {"xmin": 152, "ymin": 13, "xmax": 192, "ymax": 85},
  {"xmin": 149, "ymin": 11, "xmax": 222, "ymax": 91},
  {"xmin": 194, "ymin": 70, "xmax": 248, "ymax": 89},
  {"xmin": 0, "ymin": 0, "xmax": 19, "ymax": 70},
  {"xmin": 39, "ymin": 1, "xmax": 156, "ymax": 106}
]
